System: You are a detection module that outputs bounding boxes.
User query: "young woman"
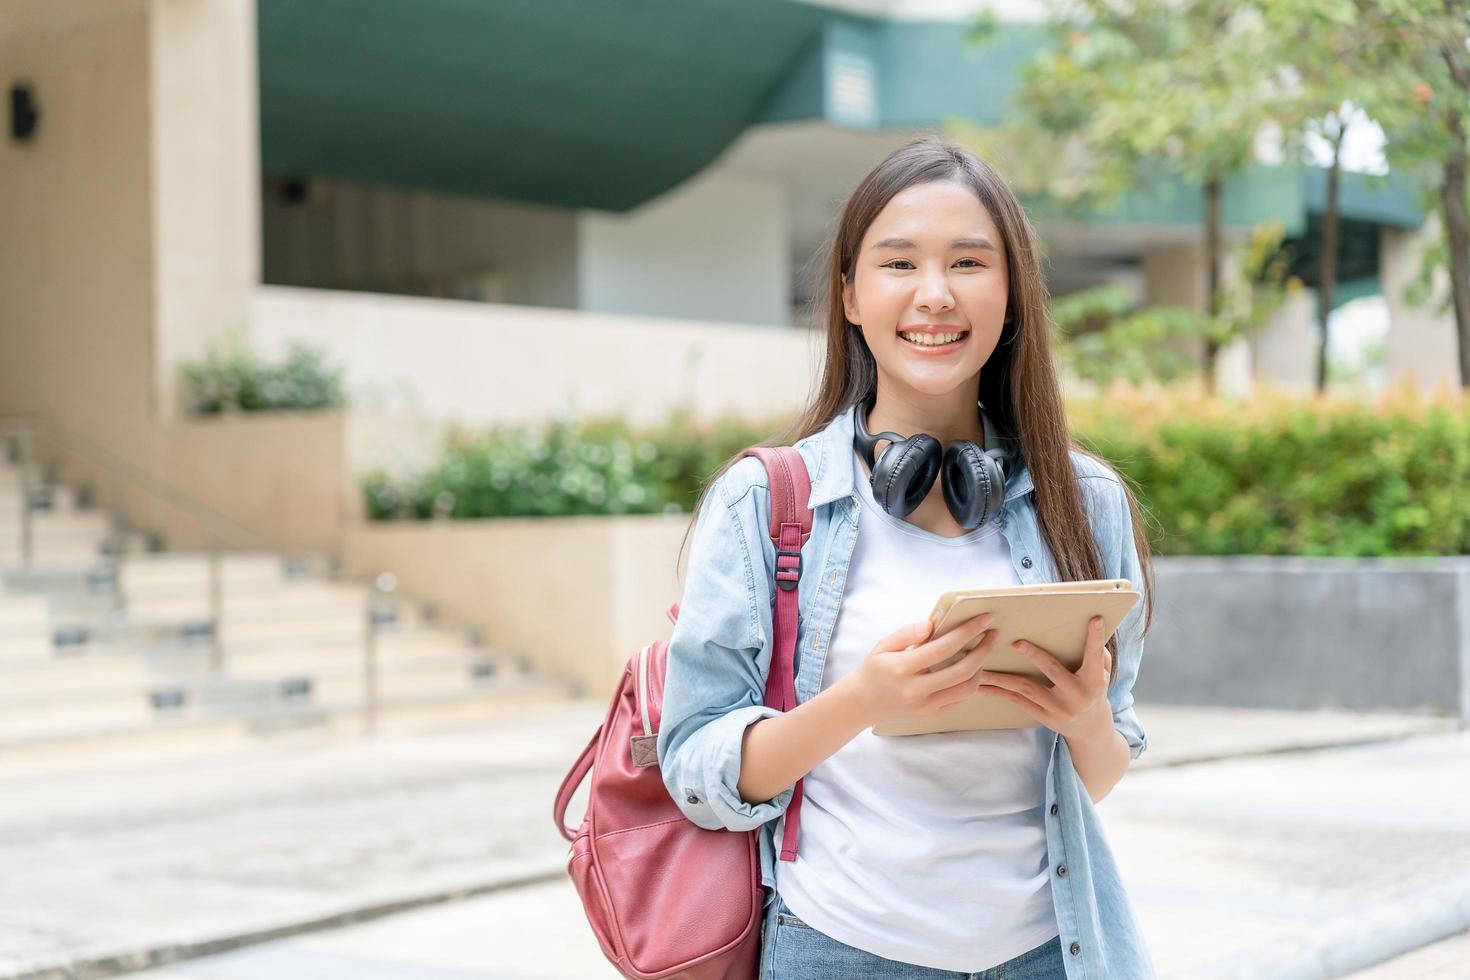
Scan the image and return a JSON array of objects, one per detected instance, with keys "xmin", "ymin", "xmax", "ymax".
[{"xmin": 656, "ymin": 136, "xmax": 1157, "ymax": 980}]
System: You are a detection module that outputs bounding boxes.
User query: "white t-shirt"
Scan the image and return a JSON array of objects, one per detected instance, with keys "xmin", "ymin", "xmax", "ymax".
[{"xmin": 774, "ymin": 447, "xmax": 1059, "ymax": 972}]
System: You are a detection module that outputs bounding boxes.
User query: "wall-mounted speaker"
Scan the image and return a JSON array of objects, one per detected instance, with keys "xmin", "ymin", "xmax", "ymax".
[{"xmin": 10, "ymin": 83, "xmax": 39, "ymax": 142}]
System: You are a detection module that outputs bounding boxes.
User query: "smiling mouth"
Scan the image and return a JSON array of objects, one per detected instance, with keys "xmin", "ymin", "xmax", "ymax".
[{"xmin": 898, "ymin": 330, "xmax": 969, "ymax": 351}]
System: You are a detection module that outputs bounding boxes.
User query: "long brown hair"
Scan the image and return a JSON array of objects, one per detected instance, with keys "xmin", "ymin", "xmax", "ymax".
[{"xmin": 678, "ymin": 135, "xmax": 1154, "ymax": 650}]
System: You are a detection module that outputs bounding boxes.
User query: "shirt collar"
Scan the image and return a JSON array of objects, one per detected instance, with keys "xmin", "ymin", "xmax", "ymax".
[{"xmin": 804, "ymin": 400, "xmax": 1034, "ymax": 510}]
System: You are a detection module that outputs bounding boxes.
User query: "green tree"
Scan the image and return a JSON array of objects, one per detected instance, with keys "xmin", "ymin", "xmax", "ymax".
[
  {"xmin": 965, "ymin": 0, "xmax": 1283, "ymax": 393},
  {"xmin": 1049, "ymin": 221, "xmax": 1294, "ymax": 387},
  {"xmin": 1347, "ymin": 0, "xmax": 1470, "ymax": 388}
]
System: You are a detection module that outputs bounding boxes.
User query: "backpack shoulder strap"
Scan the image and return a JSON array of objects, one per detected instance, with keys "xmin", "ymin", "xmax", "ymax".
[
  {"xmin": 737, "ymin": 446, "xmax": 811, "ymax": 863},
  {"xmin": 660, "ymin": 445, "xmax": 813, "ymax": 863}
]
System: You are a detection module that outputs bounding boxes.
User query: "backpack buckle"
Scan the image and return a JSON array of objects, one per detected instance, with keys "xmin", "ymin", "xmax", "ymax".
[{"xmin": 775, "ymin": 547, "xmax": 802, "ymax": 592}]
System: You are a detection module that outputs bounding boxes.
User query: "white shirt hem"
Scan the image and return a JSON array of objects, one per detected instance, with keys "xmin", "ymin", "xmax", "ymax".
[{"xmin": 778, "ymin": 890, "xmax": 1062, "ymax": 974}]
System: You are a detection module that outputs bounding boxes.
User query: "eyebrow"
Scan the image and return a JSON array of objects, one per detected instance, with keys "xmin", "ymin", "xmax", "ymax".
[{"xmin": 870, "ymin": 236, "xmax": 999, "ymax": 254}]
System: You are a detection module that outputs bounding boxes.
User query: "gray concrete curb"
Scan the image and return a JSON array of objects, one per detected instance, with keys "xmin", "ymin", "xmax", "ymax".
[
  {"xmin": 4, "ymin": 862, "xmax": 567, "ymax": 980},
  {"xmin": 1257, "ymin": 877, "xmax": 1470, "ymax": 980},
  {"xmin": 1133, "ymin": 725, "xmax": 1461, "ymax": 772}
]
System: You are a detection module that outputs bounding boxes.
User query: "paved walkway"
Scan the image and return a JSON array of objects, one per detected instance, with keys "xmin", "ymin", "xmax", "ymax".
[{"xmin": 0, "ymin": 701, "xmax": 1461, "ymax": 980}]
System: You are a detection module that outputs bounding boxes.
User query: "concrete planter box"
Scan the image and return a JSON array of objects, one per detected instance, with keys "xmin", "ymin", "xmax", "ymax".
[
  {"xmin": 1138, "ymin": 556, "xmax": 1469, "ymax": 725},
  {"xmin": 144, "ymin": 410, "xmax": 446, "ymax": 554},
  {"xmin": 344, "ymin": 513, "xmax": 693, "ymax": 697}
]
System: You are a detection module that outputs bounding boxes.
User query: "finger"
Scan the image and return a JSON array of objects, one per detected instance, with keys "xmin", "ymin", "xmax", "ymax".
[
  {"xmin": 909, "ymin": 613, "xmax": 993, "ymax": 672},
  {"xmin": 919, "ymin": 636, "xmax": 999, "ymax": 710},
  {"xmin": 974, "ymin": 669, "xmax": 1060, "ymax": 716},
  {"xmin": 1082, "ymin": 616, "xmax": 1107, "ymax": 683},
  {"xmin": 921, "ymin": 629, "xmax": 996, "ymax": 695},
  {"xmin": 1012, "ymin": 639, "xmax": 1085, "ymax": 702},
  {"xmin": 885, "ymin": 618, "xmax": 934, "ymax": 653},
  {"xmin": 975, "ymin": 684, "xmax": 1052, "ymax": 725}
]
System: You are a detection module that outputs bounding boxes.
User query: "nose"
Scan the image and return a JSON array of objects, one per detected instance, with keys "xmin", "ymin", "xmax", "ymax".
[{"xmin": 914, "ymin": 265, "xmax": 954, "ymax": 314}]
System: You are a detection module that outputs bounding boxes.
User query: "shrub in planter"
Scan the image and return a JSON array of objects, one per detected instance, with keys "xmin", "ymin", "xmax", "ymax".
[
  {"xmin": 182, "ymin": 341, "xmax": 345, "ymax": 413},
  {"xmin": 361, "ymin": 410, "xmax": 781, "ymax": 521}
]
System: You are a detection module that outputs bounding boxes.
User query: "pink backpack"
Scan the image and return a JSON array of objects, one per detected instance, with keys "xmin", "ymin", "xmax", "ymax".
[{"xmin": 553, "ymin": 446, "xmax": 812, "ymax": 980}]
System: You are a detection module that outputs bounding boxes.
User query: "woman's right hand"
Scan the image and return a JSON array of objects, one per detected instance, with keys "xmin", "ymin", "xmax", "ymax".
[{"xmin": 844, "ymin": 614, "xmax": 998, "ymax": 727}]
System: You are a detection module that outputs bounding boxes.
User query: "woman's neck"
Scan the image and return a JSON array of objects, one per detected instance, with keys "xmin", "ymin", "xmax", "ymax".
[{"xmin": 863, "ymin": 388, "xmax": 986, "ymax": 449}]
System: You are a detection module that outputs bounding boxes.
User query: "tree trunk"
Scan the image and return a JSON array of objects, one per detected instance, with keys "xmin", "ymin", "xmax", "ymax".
[
  {"xmin": 1439, "ymin": 18, "xmax": 1470, "ymax": 388},
  {"xmin": 1441, "ymin": 106, "xmax": 1470, "ymax": 389},
  {"xmin": 1204, "ymin": 174, "xmax": 1222, "ymax": 395},
  {"xmin": 1317, "ymin": 119, "xmax": 1344, "ymax": 392}
]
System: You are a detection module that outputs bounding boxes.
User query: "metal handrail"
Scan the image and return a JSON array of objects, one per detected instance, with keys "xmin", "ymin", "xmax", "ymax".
[
  {"xmin": 0, "ymin": 412, "xmax": 388, "ymax": 730},
  {"xmin": 0, "ymin": 413, "xmax": 282, "ymax": 553}
]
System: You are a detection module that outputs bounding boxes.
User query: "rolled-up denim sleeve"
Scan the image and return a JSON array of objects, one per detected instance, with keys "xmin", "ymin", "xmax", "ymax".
[
  {"xmin": 1105, "ymin": 478, "xmax": 1149, "ymax": 761},
  {"xmin": 656, "ymin": 466, "xmax": 794, "ymax": 832}
]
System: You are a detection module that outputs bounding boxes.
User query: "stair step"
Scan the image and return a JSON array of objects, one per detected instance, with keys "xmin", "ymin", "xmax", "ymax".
[
  {"xmin": 0, "ymin": 540, "xmax": 106, "ymax": 566},
  {"xmin": 0, "ymin": 466, "xmax": 568, "ymax": 770},
  {"xmin": 0, "ymin": 510, "xmax": 108, "ymax": 537},
  {"xmin": 116, "ymin": 552, "xmax": 286, "ymax": 590},
  {"xmin": 125, "ymin": 583, "xmax": 368, "ymax": 623},
  {"xmin": 0, "ymin": 675, "xmax": 577, "ymax": 773},
  {"xmin": 0, "ymin": 635, "xmax": 53, "ymax": 660},
  {"xmin": 0, "ymin": 594, "xmax": 48, "ymax": 627}
]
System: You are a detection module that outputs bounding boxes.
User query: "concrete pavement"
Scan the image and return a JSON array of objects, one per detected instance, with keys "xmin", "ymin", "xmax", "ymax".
[{"xmin": 0, "ymin": 700, "xmax": 1462, "ymax": 980}]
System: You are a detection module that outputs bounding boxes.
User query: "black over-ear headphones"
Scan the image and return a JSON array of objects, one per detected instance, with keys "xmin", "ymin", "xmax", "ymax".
[{"xmin": 852, "ymin": 396, "xmax": 1009, "ymax": 530}]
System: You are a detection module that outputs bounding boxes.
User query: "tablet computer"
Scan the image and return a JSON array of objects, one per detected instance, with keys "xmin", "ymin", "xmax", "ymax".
[{"xmin": 870, "ymin": 578, "xmax": 1141, "ymax": 737}]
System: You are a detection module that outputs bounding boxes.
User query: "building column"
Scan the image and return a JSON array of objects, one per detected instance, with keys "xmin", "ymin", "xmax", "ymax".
[
  {"xmin": 148, "ymin": 0, "xmax": 261, "ymax": 420},
  {"xmin": 1381, "ymin": 214, "xmax": 1461, "ymax": 393}
]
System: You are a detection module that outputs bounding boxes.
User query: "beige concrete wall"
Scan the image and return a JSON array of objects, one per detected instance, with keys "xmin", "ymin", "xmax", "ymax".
[
  {"xmin": 0, "ymin": 1, "xmax": 156, "ymax": 454},
  {"xmin": 343, "ymin": 513, "xmax": 694, "ymax": 695},
  {"xmin": 0, "ymin": 0, "xmax": 262, "ymax": 543},
  {"xmin": 1382, "ymin": 217, "xmax": 1462, "ymax": 394},
  {"xmin": 251, "ymin": 284, "xmax": 821, "ymax": 429}
]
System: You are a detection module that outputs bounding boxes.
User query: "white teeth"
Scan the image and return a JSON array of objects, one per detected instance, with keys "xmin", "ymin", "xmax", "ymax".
[{"xmin": 900, "ymin": 331, "xmax": 965, "ymax": 346}]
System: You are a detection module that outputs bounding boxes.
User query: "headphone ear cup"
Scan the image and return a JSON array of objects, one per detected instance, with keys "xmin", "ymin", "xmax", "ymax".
[
  {"xmin": 872, "ymin": 434, "xmax": 942, "ymax": 519},
  {"xmin": 941, "ymin": 441, "xmax": 1008, "ymax": 530}
]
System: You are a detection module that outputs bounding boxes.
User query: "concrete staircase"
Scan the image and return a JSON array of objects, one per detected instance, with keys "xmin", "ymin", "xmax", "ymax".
[{"xmin": 0, "ymin": 455, "xmax": 577, "ymax": 768}]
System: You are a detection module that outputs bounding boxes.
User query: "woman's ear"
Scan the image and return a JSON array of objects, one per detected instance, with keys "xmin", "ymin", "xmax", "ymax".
[{"xmin": 842, "ymin": 274, "xmax": 860, "ymax": 326}]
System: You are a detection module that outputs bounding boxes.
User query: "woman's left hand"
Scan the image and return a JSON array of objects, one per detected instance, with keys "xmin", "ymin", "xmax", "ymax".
[{"xmin": 975, "ymin": 616, "xmax": 1114, "ymax": 742}]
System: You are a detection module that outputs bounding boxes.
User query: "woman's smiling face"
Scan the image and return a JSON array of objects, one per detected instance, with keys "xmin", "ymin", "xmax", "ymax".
[{"xmin": 842, "ymin": 179, "xmax": 1010, "ymax": 400}]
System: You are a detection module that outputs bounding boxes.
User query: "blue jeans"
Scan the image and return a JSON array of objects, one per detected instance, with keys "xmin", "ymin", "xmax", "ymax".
[{"xmin": 759, "ymin": 893, "xmax": 1068, "ymax": 980}]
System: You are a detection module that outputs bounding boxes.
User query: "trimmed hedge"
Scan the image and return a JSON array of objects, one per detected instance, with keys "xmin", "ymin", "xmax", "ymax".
[
  {"xmin": 1070, "ymin": 382, "xmax": 1469, "ymax": 556},
  {"xmin": 364, "ymin": 384, "xmax": 1469, "ymax": 557}
]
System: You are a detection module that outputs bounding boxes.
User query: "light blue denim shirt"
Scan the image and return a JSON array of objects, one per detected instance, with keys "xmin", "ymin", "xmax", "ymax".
[{"xmin": 656, "ymin": 401, "xmax": 1154, "ymax": 979}]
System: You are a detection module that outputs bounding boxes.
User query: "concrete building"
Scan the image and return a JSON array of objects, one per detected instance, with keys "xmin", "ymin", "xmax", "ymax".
[{"xmin": 0, "ymin": 0, "xmax": 1449, "ymax": 550}]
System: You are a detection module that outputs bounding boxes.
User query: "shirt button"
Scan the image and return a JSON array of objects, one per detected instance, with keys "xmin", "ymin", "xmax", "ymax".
[
  {"xmin": 1050, "ymin": 803, "xmax": 1058, "ymax": 815},
  {"xmin": 1070, "ymin": 942, "xmax": 1081, "ymax": 956},
  {"xmin": 1021, "ymin": 557, "xmax": 1033, "ymax": 568},
  {"xmin": 1057, "ymin": 865, "xmax": 1067, "ymax": 877}
]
